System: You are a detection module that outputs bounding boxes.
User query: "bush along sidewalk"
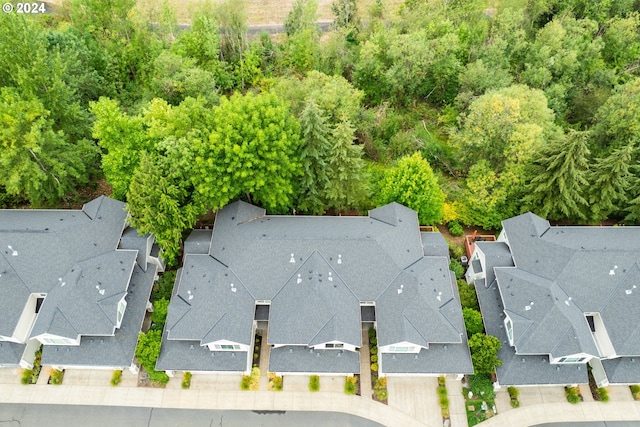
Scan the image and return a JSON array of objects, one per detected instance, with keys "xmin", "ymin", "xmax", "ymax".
[
  {"xmin": 344, "ymin": 376, "xmax": 358, "ymax": 395},
  {"xmin": 21, "ymin": 345, "xmax": 43, "ymax": 385},
  {"xmin": 181, "ymin": 371, "xmax": 192, "ymax": 389},
  {"xmin": 241, "ymin": 367, "xmax": 260, "ymax": 391},
  {"xmin": 309, "ymin": 375, "xmax": 320, "ymax": 392},
  {"xmin": 437, "ymin": 376, "xmax": 450, "ymax": 421},
  {"xmin": 110, "ymin": 370, "xmax": 123, "ymax": 386},
  {"xmin": 565, "ymin": 386, "xmax": 582, "ymax": 404},
  {"xmin": 630, "ymin": 385, "xmax": 640, "ymax": 400},
  {"xmin": 507, "ymin": 386, "xmax": 520, "ymax": 408},
  {"xmin": 268, "ymin": 372, "xmax": 283, "ymax": 391},
  {"xmin": 48, "ymin": 369, "xmax": 64, "ymax": 385}
]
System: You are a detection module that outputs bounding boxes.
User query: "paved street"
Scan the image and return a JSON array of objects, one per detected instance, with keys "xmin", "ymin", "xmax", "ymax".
[{"xmin": 0, "ymin": 404, "xmax": 382, "ymax": 427}]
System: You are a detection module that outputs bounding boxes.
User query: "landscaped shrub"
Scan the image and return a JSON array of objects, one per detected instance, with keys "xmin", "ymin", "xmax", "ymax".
[
  {"xmin": 449, "ymin": 243, "xmax": 466, "ymax": 260},
  {"xmin": 269, "ymin": 373, "xmax": 283, "ymax": 391},
  {"xmin": 448, "ymin": 220, "xmax": 464, "ymax": 236},
  {"xmin": 368, "ymin": 328, "xmax": 377, "ymax": 340},
  {"xmin": 254, "ymin": 352, "xmax": 259, "ymax": 359},
  {"xmin": 254, "ymin": 345, "xmax": 260, "ymax": 352},
  {"xmin": 153, "ymin": 270, "xmax": 176, "ymax": 301},
  {"xmin": 21, "ymin": 369, "xmax": 32, "ymax": 385},
  {"xmin": 630, "ymin": 385, "xmax": 640, "ymax": 400},
  {"xmin": 110, "ymin": 370, "xmax": 123, "ymax": 386},
  {"xmin": 344, "ymin": 376, "xmax": 358, "ymax": 395},
  {"xmin": 450, "ymin": 259, "xmax": 465, "ymax": 279},
  {"xmin": 370, "ymin": 355, "xmax": 378, "ymax": 363},
  {"xmin": 181, "ymin": 371, "xmax": 192, "ymax": 389},
  {"xmin": 309, "ymin": 375, "xmax": 320, "ymax": 392},
  {"xmin": 370, "ymin": 346, "xmax": 378, "ymax": 355},
  {"xmin": 370, "ymin": 363, "xmax": 378, "ymax": 372},
  {"xmin": 437, "ymin": 385, "xmax": 449, "ymax": 407},
  {"xmin": 469, "ymin": 374, "xmax": 495, "ymax": 399},
  {"xmin": 374, "ymin": 377, "xmax": 388, "ymax": 401},
  {"xmin": 438, "ymin": 376, "xmax": 446, "ymax": 386},
  {"xmin": 596, "ymin": 387, "xmax": 609, "ymax": 402},
  {"xmin": 369, "ymin": 336, "xmax": 377, "ymax": 346},
  {"xmin": 565, "ymin": 386, "xmax": 581, "ymax": 404},
  {"xmin": 49, "ymin": 369, "xmax": 64, "ymax": 385},
  {"xmin": 507, "ymin": 386, "xmax": 520, "ymax": 408},
  {"xmin": 240, "ymin": 375, "xmax": 251, "ymax": 390}
]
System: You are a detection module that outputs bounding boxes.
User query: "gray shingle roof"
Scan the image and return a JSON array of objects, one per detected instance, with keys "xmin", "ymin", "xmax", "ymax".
[
  {"xmin": 601, "ymin": 357, "xmax": 640, "ymax": 384},
  {"xmin": 0, "ymin": 342, "xmax": 25, "ymax": 366},
  {"xmin": 119, "ymin": 227, "xmax": 149, "ymax": 271},
  {"xmin": 475, "ymin": 278, "xmax": 587, "ymax": 386},
  {"xmin": 421, "ymin": 232, "xmax": 449, "ymax": 257},
  {"xmin": 0, "ymin": 196, "xmax": 130, "ymax": 340},
  {"xmin": 31, "ymin": 250, "xmax": 137, "ymax": 339},
  {"xmin": 494, "ymin": 212, "xmax": 640, "ymax": 359},
  {"xmin": 156, "ymin": 333, "xmax": 248, "ymax": 372},
  {"xmin": 269, "ymin": 346, "xmax": 360, "ymax": 374},
  {"xmin": 376, "ymin": 258, "xmax": 463, "ymax": 347},
  {"xmin": 268, "ymin": 252, "xmax": 361, "ymax": 347},
  {"xmin": 184, "ymin": 229, "xmax": 212, "ymax": 255},
  {"xmin": 166, "ymin": 256, "xmax": 255, "ymax": 346},
  {"xmin": 162, "ymin": 201, "xmax": 469, "ymax": 374},
  {"xmin": 42, "ymin": 264, "xmax": 155, "ymax": 368},
  {"xmin": 381, "ymin": 275, "xmax": 472, "ymax": 375}
]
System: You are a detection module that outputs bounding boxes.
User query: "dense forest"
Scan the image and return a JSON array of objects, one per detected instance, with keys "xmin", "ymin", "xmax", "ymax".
[{"xmin": 1, "ymin": 0, "xmax": 640, "ymax": 265}]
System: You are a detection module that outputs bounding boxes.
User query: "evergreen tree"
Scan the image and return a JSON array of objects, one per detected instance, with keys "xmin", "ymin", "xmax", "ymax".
[
  {"xmin": 297, "ymin": 99, "xmax": 332, "ymax": 214},
  {"xmin": 590, "ymin": 145, "xmax": 633, "ymax": 221},
  {"xmin": 525, "ymin": 130, "xmax": 590, "ymax": 220},
  {"xmin": 324, "ymin": 118, "xmax": 369, "ymax": 212}
]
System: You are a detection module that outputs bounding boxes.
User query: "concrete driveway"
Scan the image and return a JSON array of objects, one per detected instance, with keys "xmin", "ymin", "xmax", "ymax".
[{"xmin": 387, "ymin": 376, "xmax": 442, "ymax": 426}]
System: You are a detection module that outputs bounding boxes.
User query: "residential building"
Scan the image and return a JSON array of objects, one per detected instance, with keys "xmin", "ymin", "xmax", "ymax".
[
  {"xmin": 0, "ymin": 196, "xmax": 162, "ymax": 372},
  {"xmin": 157, "ymin": 201, "xmax": 473, "ymax": 378},
  {"xmin": 467, "ymin": 212, "xmax": 640, "ymax": 387}
]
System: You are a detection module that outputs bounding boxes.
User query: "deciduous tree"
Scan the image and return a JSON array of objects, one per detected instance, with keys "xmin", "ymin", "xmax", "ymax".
[
  {"xmin": 468, "ymin": 333, "xmax": 502, "ymax": 374},
  {"xmin": 377, "ymin": 153, "xmax": 444, "ymax": 225}
]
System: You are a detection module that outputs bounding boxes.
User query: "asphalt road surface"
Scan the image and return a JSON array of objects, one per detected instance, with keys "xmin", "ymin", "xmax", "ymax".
[{"xmin": 0, "ymin": 404, "xmax": 383, "ymax": 427}]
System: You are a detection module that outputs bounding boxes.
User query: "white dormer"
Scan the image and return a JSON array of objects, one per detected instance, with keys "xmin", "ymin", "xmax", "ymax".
[{"xmin": 116, "ymin": 297, "xmax": 127, "ymax": 329}]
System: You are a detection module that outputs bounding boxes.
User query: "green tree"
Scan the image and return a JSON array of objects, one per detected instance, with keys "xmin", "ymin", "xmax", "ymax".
[
  {"xmin": 454, "ymin": 85, "xmax": 556, "ymax": 172},
  {"xmin": 589, "ymin": 145, "xmax": 633, "ymax": 221},
  {"xmin": 468, "ymin": 333, "xmax": 502, "ymax": 374},
  {"xmin": 149, "ymin": 51, "xmax": 219, "ymax": 106},
  {"xmin": 592, "ymin": 78, "xmax": 640, "ymax": 156},
  {"xmin": 377, "ymin": 153, "xmax": 444, "ymax": 225},
  {"xmin": 525, "ymin": 131, "xmax": 591, "ymax": 220},
  {"xmin": 457, "ymin": 279, "xmax": 480, "ymax": 311},
  {"xmin": 331, "ymin": 0, "xmax": 361, "ymax": 31},
  {"xmin": 90, "ymin": 97, "xmax": 152, "ymax": 200},
  {"xmin": 193, "ymin": 91, "xmax": 301, "ymax": 212},
  {"xmin": 217, "ymin": 0, "xmax": 248, "ymax": 64},
  {"xmin": 285, "ymin": 0, "xmax": 318, "ymax": 36},
  {"xmin": 463, "ymin": 308, "xmax": 484, "ymax": 337},
  {"xmin": 602, "ymin": 13, "xmax": 640, "ymax": 72},
  {"xmin": 0, "ymin": 88, "xmax": 96, "ymax": 205},
  {"xmin": 297, "ymin": 99, "xmax": 332, "ymax": 214},
  {"xmin": 151, "ymin": 298, "xmax": 170, "ymax": 329},
  {"xmin": 324, "ymin": 118, "xmax": 369, "ymax": 212},
  {"xmin": 127, "ymin": 140, "xmax": 205, "ymax": 266},
  {"xmin": 135, "ymin": 330, "xmax": 169, "ymax": 384}
]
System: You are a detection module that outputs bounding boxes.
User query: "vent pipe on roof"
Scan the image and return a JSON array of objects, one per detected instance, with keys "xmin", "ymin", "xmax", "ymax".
[{"xmin": 290, "ymin": 253, "xmax": 295, "ymax": 264}]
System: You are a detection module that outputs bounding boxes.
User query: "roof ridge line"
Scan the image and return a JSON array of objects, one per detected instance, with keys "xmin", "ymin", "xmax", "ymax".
[{"xmin": 307, "ymin": 314, "xmax": 337, "ymax": 346}]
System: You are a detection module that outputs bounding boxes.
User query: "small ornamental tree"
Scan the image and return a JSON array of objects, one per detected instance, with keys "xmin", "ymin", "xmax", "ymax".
[
  {"xmin": 462, "ymin": 308, "xmax": 484, "ymax": 337},
  {"xmin": 377, "ymin": 152, "xmax": 445, "ymax": 225},
  {"xmin": 135, "ymin": 330, "xmax": 169, "ymax": 384},
  {"xmin": 468, "ymin": 333, "xmax": 502, "ymax": 374}
]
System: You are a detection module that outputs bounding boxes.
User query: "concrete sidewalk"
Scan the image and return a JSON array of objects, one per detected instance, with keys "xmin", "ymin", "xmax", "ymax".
[{"xmin": 0, "ymin": 382, "xmax": 428, "ymax": 427}]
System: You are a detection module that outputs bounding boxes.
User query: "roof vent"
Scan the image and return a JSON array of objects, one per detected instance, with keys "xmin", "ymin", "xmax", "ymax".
[
  {"xmin": 437, "ymin": 292, "xmax": 442, "ymax": 302},
  {"xmin": 7, "ymin": 246, "xmax": 18, "ymax": 256},
  {"xmin": 290, "ymin": 253, "xmax": 295, "ymax": 264},
  {"xmin": 337, "ymin": 254, "xmax": 342, "ymax": 265},
  {"xmin": 525, "ymin": 305, "xmax": 531, "ymax": 311},
  {"xmin": 297, "ymin": 274, "xmax": 302, "ymax": 284},
  {"xmin": 328, "ymin": 272, "xmax": 333, "ymax": 282},
  {"xmin": 289, "ymin": 348, "xmax": 293, "ymax": 353},
  {"xmin": 316, "ymin": 353, "xmax": 320, "ymax": 357},
  {"xmin": 189, "ymin": 344, "xmax": 194, "ymax": 350},
  {"xmin": 188, "ymin": 290, "xmax": 194, "ymax": 300},
  {"xmin": 414, "ymin": 354, "xmax": 418, "ymax": 359}
]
